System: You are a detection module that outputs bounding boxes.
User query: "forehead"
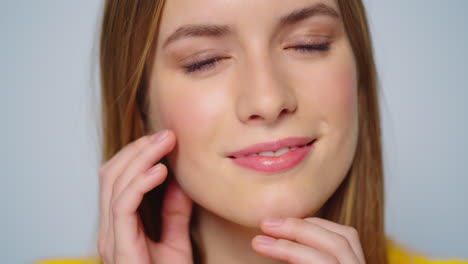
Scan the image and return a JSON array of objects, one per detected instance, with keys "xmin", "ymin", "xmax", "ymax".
[{"xmin": 156, "ymin": 0, "xmax": 340, "ymax": 42}]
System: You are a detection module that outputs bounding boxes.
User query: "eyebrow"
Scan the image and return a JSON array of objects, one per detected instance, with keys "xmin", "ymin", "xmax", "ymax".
[{"xmin": 162, "ymin": 2, "xmax": 340, "ymax": 49}]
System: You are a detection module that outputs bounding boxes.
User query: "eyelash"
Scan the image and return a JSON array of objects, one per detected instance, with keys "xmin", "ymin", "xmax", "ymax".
[
  {"xmin": 184, "ymin": 57, "xmax": 224, "ymax": 74},
  {"xmin": 183, "ymin": 42, "xmax": 331, "ymax": 74}
]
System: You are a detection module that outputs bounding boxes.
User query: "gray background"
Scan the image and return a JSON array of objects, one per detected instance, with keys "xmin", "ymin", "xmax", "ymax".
[{"xmin": 2, "ymin": 0, "xmax": 467, "ymax": 263}]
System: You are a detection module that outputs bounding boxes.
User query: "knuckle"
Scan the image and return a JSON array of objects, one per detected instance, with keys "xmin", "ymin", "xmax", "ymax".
[
  {"xmin": 276, "ymin": 239, "xmax": 298, "ymax": 263},
  {"xmin": 276, "ymin": 238, "xmax": 294, "ymax": 251},
  {"xmin": 111, "ymin": 178, "xmax": 122, "ymax": 197},
  {"xmin": 97, "ymin": 238, "xmax": 112, "ymax": 264},
  {"xmin": 114, "ymin": 248, "xmax": 126, "ymax": 261},
  {"xmin": 111, "ymin": 198, "xmax": 124, "ymax": 217},
  {"xmin": 324, "ymin": 256, "xmax": 340, "ymax": 264},
  {"xmin": 345, "ymin": 226, "xmax": 360, "ymax": 240},
  {"xmin": 295, "ymin": 228, "xmax": 310, "ymax": 243},
  {"xmin": 281, "ymin": 218, "xmax": 306, "ymax": 242},
  {"xmin": 305, "ymin": 216, "xmax": 321, "ymax": 223},
  {"xmin": 332, "ymin": 234, "xmax": 352, "ymax": 253},
  {"xmin": 97, "ymin": 236, "xmax": 106, "ymax": 256},
  {"xmin": 284, "ymin": 217, "xmax": 301, "ymax": 229},
  {"xmin": 98, "ymin": 165, "xmax": 110, "ymax": 180}
]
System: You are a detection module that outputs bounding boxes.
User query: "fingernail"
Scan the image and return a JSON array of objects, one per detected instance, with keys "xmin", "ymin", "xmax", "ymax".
[
  {"xmin": 147, "ymin": 164, "xmax": 162, "ymax": 175},
  {"xmin": 255, "ymin": 235, "xmax": 276, "ymax": 245},
  {"xmin": 150, "ymin": 130, "xmax": 168, "ymax": 143},
  {"xmin": 263, "ymin": 218, "xmax": 284, "ymax": 227}
]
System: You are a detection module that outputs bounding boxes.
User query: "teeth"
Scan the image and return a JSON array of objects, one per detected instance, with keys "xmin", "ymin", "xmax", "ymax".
[
  {"xmin": 246, "ymin": 147, "xmax": 297, "ymax": 157},
  {"xmin": 258, "ymin": 151, "xmax": 275, "ymax": 156},
  {"xmin": 275, "ymin": 148, "xmax": 290, "ymax": 156}
]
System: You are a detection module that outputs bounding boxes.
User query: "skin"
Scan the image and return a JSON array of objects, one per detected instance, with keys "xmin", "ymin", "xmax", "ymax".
[{"xmin": 98, "ymin": 0, "xmax": 365, "ymax": 263}]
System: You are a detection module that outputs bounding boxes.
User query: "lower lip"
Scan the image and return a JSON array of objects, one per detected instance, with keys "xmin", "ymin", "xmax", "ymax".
[{"xmin": 230, "ymin": 141, "xmax": 315, "ymax": 173}]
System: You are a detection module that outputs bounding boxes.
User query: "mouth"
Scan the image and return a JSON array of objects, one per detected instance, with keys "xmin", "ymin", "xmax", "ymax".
[
  {"xmin": 227, "ymin": 137, "xmax": 316, "ymax": 159},
  {"xmin": 226, "ymin": 137, "xmax": 316, "ymax": 173}
]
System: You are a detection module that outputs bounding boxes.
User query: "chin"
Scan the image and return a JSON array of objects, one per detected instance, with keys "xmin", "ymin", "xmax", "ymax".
[{"xmin": 232, "ymin": 186, "xmax": 320, "ymax": 228}]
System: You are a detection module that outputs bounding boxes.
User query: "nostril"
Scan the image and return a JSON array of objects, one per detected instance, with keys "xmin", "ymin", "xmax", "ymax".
[
  {"xmin": 280, "ymin": 108, "xmax": 289, "ymax": 115},
  {"xmin": 249, "ymin": 114, "xmax": 262, "ymax": 120},
  {"xmin": 281, "ymin": 106, "xmax": 296, "ymax": 116}
]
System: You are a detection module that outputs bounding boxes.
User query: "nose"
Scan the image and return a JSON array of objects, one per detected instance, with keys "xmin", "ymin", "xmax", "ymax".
[{"xmin": 236, "ymin": 56, "xmax": 297, "ymax": 125}]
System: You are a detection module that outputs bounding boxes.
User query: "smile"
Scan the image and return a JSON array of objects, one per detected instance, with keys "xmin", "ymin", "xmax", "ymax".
[{"xmin": 227, "ymin": 137, "xmax": 316, "ymax": 173}]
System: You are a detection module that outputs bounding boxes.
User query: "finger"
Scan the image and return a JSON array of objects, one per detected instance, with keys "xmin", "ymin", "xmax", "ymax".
[
  {"xmin": 111, "ymin": 129, "xmax": 175, "ymax": 201},
  {"xmin": 100, "ymin": 134, "xmax": 153, "ymax": 183},
  {"xmin": 261, "ymin": 218, "xmax": 360, "ymax": 264},
  {"xmin": 107, "ymin": 130, "xmax": 174, "ymax": 261},
  {"xmin": 98, "ymin": 135, "xmax": 152, "ymax": 255},
  {"xmin": 112, "ymin": 163, "xmax": 168, "ymax": 253},
  {"xmin": 252, "ymin": 235, "xmax": 339, "ymax": 264},
  {"xmin": 305, "ymin": 217, "xmax": 365, "ymax": 263},
  {"xmin": 100, "ymin": 134, "xmax": 155, "ymax": 207},
  {"xmin": 160, "ymin": 178, "xmax": 194, "ymax": 255}
]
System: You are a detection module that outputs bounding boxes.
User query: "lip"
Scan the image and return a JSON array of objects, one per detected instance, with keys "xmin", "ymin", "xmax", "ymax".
[
  {"xmin": 227, "ymin": 137, "xmax": 316, "ymax": 173},
  {"xmin": 227, "ymin": 137, "xmax": 315, "ymax": 158}
]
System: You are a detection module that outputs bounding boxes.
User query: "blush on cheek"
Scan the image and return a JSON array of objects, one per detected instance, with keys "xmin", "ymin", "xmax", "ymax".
[
  {"xmin": 156, "ymin": 91, "xmax": 225, "ymax": 141},
  {"xmin": 320, "ymin": 61, "xmax": 358, "ymax": 121},
  {"xmin": 338, "ymin": 65, "xmax": 358, "ymax": 115},
  {"xmin": 157, "ymin": 98, "xmax": 198, "ymax": 136}
]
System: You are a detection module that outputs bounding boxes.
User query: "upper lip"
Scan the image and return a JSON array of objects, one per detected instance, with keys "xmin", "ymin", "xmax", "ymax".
[{"xmin": 226, "ymin": 137, "xmax": 315, "ymax": 158}]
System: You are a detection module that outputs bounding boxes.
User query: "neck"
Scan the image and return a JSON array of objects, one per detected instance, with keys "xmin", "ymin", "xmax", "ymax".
[{"xmin": 191, "ymin": 205, "xmax": 287, "ymax": 264}]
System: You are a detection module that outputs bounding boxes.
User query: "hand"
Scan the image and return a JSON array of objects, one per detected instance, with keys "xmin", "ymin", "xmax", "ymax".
[
  {"xmin": 97, "ymin": 130, "xmax": 194, "ymax": 264},
  {"xmin": 252, "ymin": 217, "xmax": 366, "ymax": 264}
]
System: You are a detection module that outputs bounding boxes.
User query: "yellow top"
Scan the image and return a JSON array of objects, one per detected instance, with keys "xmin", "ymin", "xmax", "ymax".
[
  {"xmin": 386, "ymin": 240, "xmax": 468, "ymax": 264},
  {"xmin": 34, "ymin": 240, "xmax": 468, "ymax": 264}
]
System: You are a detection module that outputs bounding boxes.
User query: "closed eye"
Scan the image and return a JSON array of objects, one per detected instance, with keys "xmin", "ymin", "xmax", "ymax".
[
  {"xmin": 183, "ymin": 42, "xmax": 331, "ymax": 74},
  {"xmin": 183, "ymin": 57, "xmax": 225, "ymax": 74},
  {"xmin": 286, "ymin": 42, "xmax": 331, "ymax": 53}
]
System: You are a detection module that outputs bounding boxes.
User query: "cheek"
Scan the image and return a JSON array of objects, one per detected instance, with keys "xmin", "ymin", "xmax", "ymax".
[
  {"xmin": 149, "ymin": 80, "xmax": 231, "ymax": 180},
  {"xmin": 153, "ymin": 87, "xmax": 225, "ymax": 138},
  {"xmin": 321, "ymin": 61, "xmax": 358, "ymax": 125},
  {"xmin": 296, "ymin": 56, "xmax": 358, "ymax": 130},
  {"xmin": 149, "ymin": 82, "xmax": 233, "ymax": 210}
]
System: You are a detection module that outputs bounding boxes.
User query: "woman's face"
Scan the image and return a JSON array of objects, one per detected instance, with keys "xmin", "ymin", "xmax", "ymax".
[{"xmin": 148, "ymin": 0, "xmax": 359, "ymax": 227}]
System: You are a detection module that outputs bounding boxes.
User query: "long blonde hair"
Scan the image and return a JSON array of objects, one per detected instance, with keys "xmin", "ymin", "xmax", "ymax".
[{"xmin": 99, "ymin": 0, "xmax": 387, "ymax": 263}]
